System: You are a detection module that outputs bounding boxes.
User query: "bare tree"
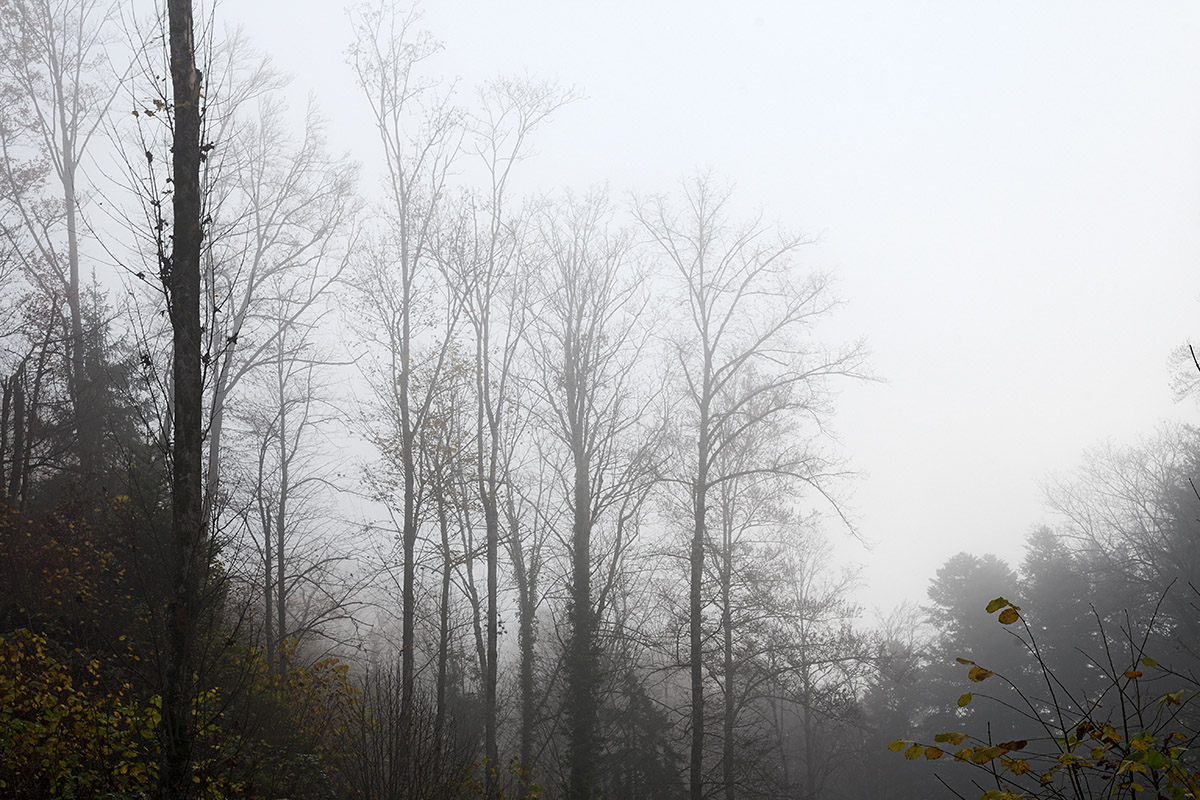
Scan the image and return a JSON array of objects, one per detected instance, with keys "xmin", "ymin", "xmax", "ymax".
[
  {"xmin": 636, "ymin": 176, "xmax": 867, "ymax": 800},
  {"xmin": 0, "ymin": 0, "xmax": 121, "ymax": 476},
  {"xmin": 232, "ymin": 295, "xmax": 363, "ymax": 673},
  {"xmin": 528, "ymin": 191, "xmax": 659, "ymax": 799},
  {"xmin": 348, "ymin": 0, "xmax": 463, "ymax": 722},
  {"xmin": 438, "ymin": 78, "xmax": 570, "ymax": 792},
  {"xmin": 501, "ymin": 430, "xmax": 563, "ymax": 778},
  {"xmin": 202, "ymin": 94, "xmax": 356, "ymax": 522},
  {"xmin": 416, "ymin": 344, "xmax": 476, "ymax": 739}
]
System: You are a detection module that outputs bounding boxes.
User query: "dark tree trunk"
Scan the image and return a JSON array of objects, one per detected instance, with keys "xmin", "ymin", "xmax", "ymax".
[
  {"xmin": 435, "ymin": 495, "xmax": 451, "ymax": 741},
  {"xmin": 5, "ymin": 370, "xmax": 23, "ymax": 503},
  {"xmin": 0, "ymin": 372, "xmax": 10, "ymax": 497},
  {"xmin": 566, "ymin": 349, "xmax": 598, "ymax": 800},
  {"xmin": 276, "ymin": 379, "xmax": 288, "ymax": 674},
  {"xmin": 401, "ymin": 428, "xmax": 416, "ymax": 721},
  {"xmin": 161, "ymin": 0, "xmax": 205, "ymax": 795},
  {"xmin": 691, "ymin": 393, "xmax": 712, "ymax": 800},
  {"xmin": 722, "ymin": 519, "xmax": 735, "ymax": 800},
  {"xmin": 483, "ymin": 485, "xmax": 499, "ymax": 793},
  {"xmin": 60, "ymin": 139, "xmax": 91, "ymax": 476},
  {"xmin": 566, "ymin": 453, "xmax": 597, "ymax": 800},
  {"xmin": 264, "ymin": 505, "xmax": 274, "ymax": 667},
  {"xmin": 510, "ymin": 514, "xmax": 536, "ymax": 778}
]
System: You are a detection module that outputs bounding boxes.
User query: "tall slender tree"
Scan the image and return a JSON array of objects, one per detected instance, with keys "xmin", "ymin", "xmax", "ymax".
[
  {"xmin": 637, "ymin": 177, "xmax": 866, "ymax": 800},
  {"xmin": 529, "ymin": 192, "xmax": 657, "ymax": 799},
  {"xmin": 0, "ymin": 0, "xmax": 119, "ymax": 477},
  {"xmin": 349, "ymin": 1, "xmax": 463, "ymax": 720},
  {"xmin": 441, "ymin": 78, "xmax": 569, "ymax": 792},
  {"xmin": 159, "ymin": 0, "xmax": 205, "ymax": 795}
]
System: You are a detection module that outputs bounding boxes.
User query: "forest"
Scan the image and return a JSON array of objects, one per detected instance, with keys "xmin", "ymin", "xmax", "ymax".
[{"xmin": 2, "ymin": 1, "xmax": 1199, "ymax": 799}]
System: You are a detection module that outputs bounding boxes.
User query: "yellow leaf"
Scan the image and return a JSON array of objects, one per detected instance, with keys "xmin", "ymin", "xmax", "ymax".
[
  {"xmin": 957, "ymin": 692, "xmax": 973, "ymax": 707},
  {"xmin": 971, "ymin": 746, "xmax": 1005, "ymax": 763},
  {"xmin": 998, "ymin": 607, "xmax": 1020, "ymax": 625},
  {"xmin": 955, "ymin": 657, "xmax": 976, "ymax": 665},
  {"xmin": 1005, "ymin": 757, "xmax": 1031, "ymax": 775},
  {"xmin": 904, "ymin": 744, "xmax": 924, "ymax": 760},
  {"xmin": 887, "ymin": 739, "xmax": 906, "ymax": 753},
  {"xmin": 935, "ymin": 732, "xmax": 969, "ymax": 745},
  {"xmin": 985, "ymin": 597, "xmax": 1009, "ymax": 613},
  {"xmin": 968, "ymin": 666, "xmax": 994, "ymax": 682}
]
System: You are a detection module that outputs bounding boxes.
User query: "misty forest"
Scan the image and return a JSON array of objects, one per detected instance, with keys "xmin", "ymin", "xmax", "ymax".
[{"xmin": 2, "ymin": 1, "xmax": 1199, "ymax": 799}]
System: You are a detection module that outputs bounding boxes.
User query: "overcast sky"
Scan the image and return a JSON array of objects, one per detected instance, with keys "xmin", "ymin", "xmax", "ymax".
[{"xmin": 227, "ymin": 1, "xmax": 1200, "ymax": 615}]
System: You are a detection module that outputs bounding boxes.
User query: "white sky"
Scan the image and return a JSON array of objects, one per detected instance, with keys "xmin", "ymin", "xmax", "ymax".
[{"xmin": 227, "ymin": 1, "xmax": 1200, "ymax": 615}]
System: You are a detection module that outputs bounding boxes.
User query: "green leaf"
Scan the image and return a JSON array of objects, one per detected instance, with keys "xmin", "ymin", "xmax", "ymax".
[
  {"xmin": 904, "ymin": 744, "xmax": 923, "ymax": 760},
  {"xmin": 985, "ymin": 597, "xmax": 1009, "ymax": 614},
  {"xmin": 887, "ymin": 739, "xmax": 906, "ymax": 753},
  {"xmin": 957, "ymin": 692, "xmax": 973, "ymax": 707},
  {"xmin": 1140, "ymin": 655, "xmax": 1158, "ymax": 668}
]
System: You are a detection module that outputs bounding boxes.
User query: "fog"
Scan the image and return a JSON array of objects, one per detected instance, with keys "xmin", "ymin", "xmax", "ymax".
[
  {"xmin": 230, "ymin": 1, "xmax": 1200, "ymax": 611},
  {"xmin": 2, "ymin": 2, "xmax": 1199, "ymax": 798}
]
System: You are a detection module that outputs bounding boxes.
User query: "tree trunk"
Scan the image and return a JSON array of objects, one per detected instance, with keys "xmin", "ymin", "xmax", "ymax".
[
  {"xmin": 46, "ymin": 16, "xmax": 91, "ymax": 477},
  {"xmin": 5, "ymin": 370, "xmax": 23, "ymax": 502},
  {"xmin": 398, "ymin": 215, "xmax": 417, "ymax": 720},
  {"xmin": 506, "ymin": 493, "xmax": 535, "ymax": 779},
  {"xmin": 264, "ymin": 505, "xmax": 274, "ymax": 667},
  {"xmin": 276, "ymin": 359, "xmax": 289, "ymax": 674},
  {"xmin": 401, "ymin": 421, "xmax": 416, "ymax": 721},
  {"xmin": 484, "ymin": 485, "xmax": 500, "ymax": 793},
  {"xmin": 691, "ymin": 416, "xmax": 710, "ymax": 800},
  {"xmin": 566, "ymin": 351, "xmax": 597, "ymax": 800},
  {"xmin": 436, "ymin": 494, "xmax": 451, "ymax": 741},
  {"xmin": 59, "ymin": 138, "xmax": 91, "ymax": 476},
  {"xmin": 722, "ymin": 517, "xmax": 735, "ymax": 800},
  {"xmin": 690, "ymin": 477, "xmax": 706, "ymax": 800},
  {"xmin": 475, "ymin": 334, "xmax": 500, "ymax": 795},
  {"xmin": 0, "ymin": 372, "xmax": 10, "ymax": 497},
  {"xmin": 161, "ymin": 0, "xmax": 205, "ymax": 795}
]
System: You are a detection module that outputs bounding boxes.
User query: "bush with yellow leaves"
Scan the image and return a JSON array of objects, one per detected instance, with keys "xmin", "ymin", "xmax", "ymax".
[
  {"xmin": 890, "ymin": 594, "xmax": 1200, "ymax": 800},
  {"xmin": 0, "ymin": 628, "xmax": 160, "ymax": 799}
]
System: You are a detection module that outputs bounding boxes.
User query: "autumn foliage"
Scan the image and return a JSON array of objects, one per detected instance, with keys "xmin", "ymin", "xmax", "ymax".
[{"xmin": 891, "ymin": 593, "xmax": 1200, "ymax": 800}]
